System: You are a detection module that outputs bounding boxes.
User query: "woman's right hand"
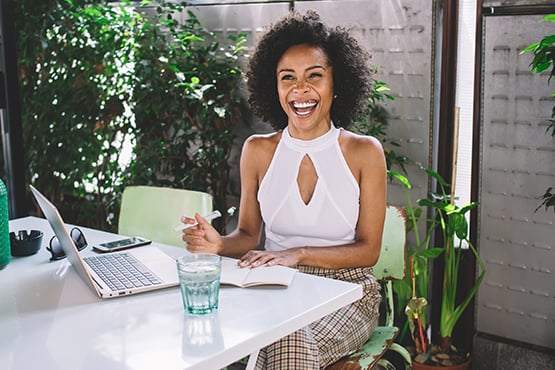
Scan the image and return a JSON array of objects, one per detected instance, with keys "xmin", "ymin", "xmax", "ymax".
[{"xmin": 181, "ymin": 213, "xmax": 223, "ymax": 254}]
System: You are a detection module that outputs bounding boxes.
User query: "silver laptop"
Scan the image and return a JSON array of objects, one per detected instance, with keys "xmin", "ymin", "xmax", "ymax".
[{"xmin": 30, "ymin": 185, "xmax": 179, "ymax": 298}]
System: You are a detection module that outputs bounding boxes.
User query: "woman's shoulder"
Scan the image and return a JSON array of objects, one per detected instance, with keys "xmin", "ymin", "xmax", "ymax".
[
  {"xmin": 241, "ymin": 131, "xmax": 282, "ymax": 181},
  {"xmin": 338, "ymin": 128, "xmax": 384, "ymax": 156},
  {"xmin": 245, "ymin": 131, "xmax": 282, "ymax": 143},
  {"xmin": 241, "ymin": 131, "xmax": 282, "ymax": 162},
  {"xmin": 244, "ymin": 131, "xmax": 281, "ymax": 149},
  {"xmin": 339, "ymin": 129, "xmax": 386, "ymax": 180}
]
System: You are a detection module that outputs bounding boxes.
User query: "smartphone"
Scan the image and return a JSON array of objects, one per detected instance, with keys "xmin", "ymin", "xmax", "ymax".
[{"xmin": 93, "ymin": 236, "xmax": 152, "ymax": 253}]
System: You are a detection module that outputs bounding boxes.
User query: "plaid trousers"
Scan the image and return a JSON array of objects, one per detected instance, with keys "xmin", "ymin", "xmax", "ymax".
[{"xmin": 255, "ymin": 266, "xmax": 382, "ymax": 369}]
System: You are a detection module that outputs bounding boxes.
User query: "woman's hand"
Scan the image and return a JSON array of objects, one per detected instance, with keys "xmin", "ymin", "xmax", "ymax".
[
  {"xmin": 181, "ymin": 213, "xmax": 223, "ymax": 254},
  {"xmin": 238, "ymin": 248, "xmax": 302, "ymax": 268}
]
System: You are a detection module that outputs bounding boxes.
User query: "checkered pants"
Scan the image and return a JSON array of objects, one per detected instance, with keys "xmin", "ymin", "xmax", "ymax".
[{"xmin": 254, "ymin": 266, "xmax": 381, "ymax": 369}]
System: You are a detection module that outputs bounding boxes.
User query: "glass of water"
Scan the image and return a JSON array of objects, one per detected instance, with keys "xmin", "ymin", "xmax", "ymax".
[{"xmin": 176, "ymin": 253, "xmax": 222, "ymax": 314}]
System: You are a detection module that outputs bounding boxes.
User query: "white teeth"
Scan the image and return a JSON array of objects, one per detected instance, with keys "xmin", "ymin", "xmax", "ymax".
[{"xmin": 292, "ymin": 101, "xmax": 317, "ymax": 109}]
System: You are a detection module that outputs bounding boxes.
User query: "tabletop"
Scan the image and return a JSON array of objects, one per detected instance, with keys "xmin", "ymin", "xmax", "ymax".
[{"xmin": 1, "ymin": 216, "xmax": 362, "ymax": 370}]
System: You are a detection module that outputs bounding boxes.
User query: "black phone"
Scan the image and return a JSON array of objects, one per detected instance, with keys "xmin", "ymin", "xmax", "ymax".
[{"xmin": 93, "ymin": 236, "xmax": 152, "ymax": 253}]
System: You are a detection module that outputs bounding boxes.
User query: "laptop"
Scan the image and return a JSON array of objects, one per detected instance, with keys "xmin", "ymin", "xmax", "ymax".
[{"xmin": 30, "ymin": 185, "xmax": 180, "ymax": 298}]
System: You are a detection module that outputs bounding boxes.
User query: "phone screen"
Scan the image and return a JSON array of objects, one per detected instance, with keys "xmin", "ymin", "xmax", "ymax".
[{"xmin": 94, "ymin": 237, "xmax": 151, "ymax": 252}]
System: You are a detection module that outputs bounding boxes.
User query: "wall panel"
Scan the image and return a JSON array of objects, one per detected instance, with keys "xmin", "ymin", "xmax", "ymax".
[{"xmin": 477, "ymin": 14, "xmax": 555, "ymax": 350}]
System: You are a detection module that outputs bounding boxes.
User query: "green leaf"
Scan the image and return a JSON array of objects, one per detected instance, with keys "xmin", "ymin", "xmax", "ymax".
[
  {"xmin": 417, "ymin": 198, "xmax": 450, "ymax": 211},
  {"xmin": 449, "ymin": 213, "xmax": 469, "ymax": 239},
  {"xmin": 520, "ymin": 42, "xmax": 539, "ymax": 54},
  {"xmin": 387, "ymin": 170, "xmax": 412, "ymax": 189},
  {"xmin": 458, "ymin": 202, "xmax": 478, "ymax": 214},
  {"xmin": 421, "ymin": 247, "xmax": 444, "ymax": 259},
  {"xmin": 423, "ymin": 167, "xmax": 449, "ymax": 187},
  {"xmin": 543, "ymin": 14, "xmax": 555, "ymax": 22}
]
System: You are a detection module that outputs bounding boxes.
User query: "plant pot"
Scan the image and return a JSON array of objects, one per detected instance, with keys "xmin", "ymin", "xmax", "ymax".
[{"xmin": 412, "ymin": 357, "xmax": 471, "ymax": 370}]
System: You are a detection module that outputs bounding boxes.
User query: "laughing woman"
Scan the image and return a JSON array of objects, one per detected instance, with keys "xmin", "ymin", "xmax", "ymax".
[{"xmin": 182, "ymin": 10, "xmax": 386, "ymax": 369}]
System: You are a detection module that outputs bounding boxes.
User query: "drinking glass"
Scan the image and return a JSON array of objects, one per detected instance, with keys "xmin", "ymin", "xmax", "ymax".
[{"xmin": 176, "ymin": 253, "xmax": 221, "ymax": 314}]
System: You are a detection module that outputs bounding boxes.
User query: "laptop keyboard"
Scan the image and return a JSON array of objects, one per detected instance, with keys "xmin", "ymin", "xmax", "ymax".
[{"xmin": 84, "ymin": 252, "xmax": 162, "ymax": 291}]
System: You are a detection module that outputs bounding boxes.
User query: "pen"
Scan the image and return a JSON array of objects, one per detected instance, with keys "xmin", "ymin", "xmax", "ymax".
[{"xmin": 174, "ymin": 210, "xmax": 222, "ymax": 231}]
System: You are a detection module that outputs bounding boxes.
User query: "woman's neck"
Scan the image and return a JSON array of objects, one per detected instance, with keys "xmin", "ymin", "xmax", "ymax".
[{"xmin": 286, "ymin": 121, "xmax": 332, "ymax": 140}]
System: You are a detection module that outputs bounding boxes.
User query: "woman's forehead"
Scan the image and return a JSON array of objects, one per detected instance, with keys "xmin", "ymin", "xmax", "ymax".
[{"xmin": 277, "ymin": 44, "xmax": 330, "ymax": 70}]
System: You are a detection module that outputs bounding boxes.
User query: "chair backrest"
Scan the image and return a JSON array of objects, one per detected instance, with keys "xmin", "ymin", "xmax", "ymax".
[
  {"xmin": 372, "ymin": 205, "xmax": 406, "ymax": 281},
  {"xmin": 118, "ymin": 186, "xmax": 213, "ymax": 248}
]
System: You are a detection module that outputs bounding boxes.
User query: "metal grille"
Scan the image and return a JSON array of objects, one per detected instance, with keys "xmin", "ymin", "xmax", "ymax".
[{"xmin": 477, "ymin": 14, "xmax": 555, "ymax": 349}]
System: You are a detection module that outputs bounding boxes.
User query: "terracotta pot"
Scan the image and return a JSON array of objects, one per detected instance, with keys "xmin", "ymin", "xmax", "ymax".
[{"xmin": 412, "ymin": 357, "xmax": 471, "ymax": 370}]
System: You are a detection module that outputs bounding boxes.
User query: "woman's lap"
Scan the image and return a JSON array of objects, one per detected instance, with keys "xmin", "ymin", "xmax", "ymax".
[{"xmin": 255, "ymin": 266, "xmax": 381, "ymax": 369}]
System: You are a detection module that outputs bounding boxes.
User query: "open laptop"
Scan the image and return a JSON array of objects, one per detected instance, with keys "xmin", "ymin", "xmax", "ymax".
[{"xmin": 30, "ymin": 185, "xmax": 180, "ymax": 298}]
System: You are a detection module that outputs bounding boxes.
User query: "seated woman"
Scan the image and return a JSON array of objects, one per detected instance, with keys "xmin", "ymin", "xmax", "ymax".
[{"xmin": 182, "ymin": 9, "xmax": 386, "ymax": 370}]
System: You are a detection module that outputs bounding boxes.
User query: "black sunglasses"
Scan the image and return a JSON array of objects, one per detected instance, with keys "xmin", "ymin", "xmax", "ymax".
[{"xmin": 48, "ymin": 227, "xmax": 88, "ymax": 261}]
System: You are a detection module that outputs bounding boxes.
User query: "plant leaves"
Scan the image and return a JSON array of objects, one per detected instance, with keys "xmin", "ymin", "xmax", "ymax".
[
  {"xmin": 388, "ymin": 170, "xmax": 412, "ymax": 189},
  {"xmin": 421, "ymin": 247, "xmax": 444, "ymax": 259}
]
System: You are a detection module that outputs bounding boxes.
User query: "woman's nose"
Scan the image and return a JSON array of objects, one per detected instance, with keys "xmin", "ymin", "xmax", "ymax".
[{"xmin": 294, "ymin": 80, "xmax": 309, "ymax": 92}]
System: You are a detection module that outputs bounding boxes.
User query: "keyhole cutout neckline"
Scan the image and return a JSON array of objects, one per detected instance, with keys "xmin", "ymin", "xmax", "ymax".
[
  {"xmin": 283, "ymin": 124, "xmax": 338, "ymax": 207},
  {"xmin": 296, "ymin": 154, "xmax": 318, "ymax": 205}
]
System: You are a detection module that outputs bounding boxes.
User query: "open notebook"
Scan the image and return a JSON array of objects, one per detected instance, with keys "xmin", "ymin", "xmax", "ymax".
[
  {"xmin": 30, "ymin": 185, "xmax": 179, "ymax": 298},
  {"xmin": 220, "ymin": 258, "xmax": 297, "ymax": 288}
]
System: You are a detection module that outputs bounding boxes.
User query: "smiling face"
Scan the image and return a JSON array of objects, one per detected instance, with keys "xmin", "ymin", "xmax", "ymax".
[{"xmin": 276, "ymin": 44, "xmax": 334, "ymax": 139}]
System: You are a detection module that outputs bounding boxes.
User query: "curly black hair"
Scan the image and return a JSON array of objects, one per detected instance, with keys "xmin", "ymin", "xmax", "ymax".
[{"xmin": 246, "ymin": 9, "xmax": 373, "ymax": 130}]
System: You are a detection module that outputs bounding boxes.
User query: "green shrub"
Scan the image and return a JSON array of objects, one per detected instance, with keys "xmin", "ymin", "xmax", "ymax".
[{"xmin": 16, "ymin": 0, "xmax": 247, "ymax": 231}]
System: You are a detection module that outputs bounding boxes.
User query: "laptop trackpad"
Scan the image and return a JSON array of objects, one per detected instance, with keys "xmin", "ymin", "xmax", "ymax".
[{"xmin": 129, "ymin": 247, "xmax": 179, "ymax": 284}]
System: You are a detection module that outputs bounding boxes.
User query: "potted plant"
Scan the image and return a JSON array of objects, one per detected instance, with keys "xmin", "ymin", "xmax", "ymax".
[
  {"xmin": 389, "ymin": 167, "xmax": 486, "ymax": 369},
  {"xmin": 389, "ymin": 168, "xmax": 441, "ymax": 366}
]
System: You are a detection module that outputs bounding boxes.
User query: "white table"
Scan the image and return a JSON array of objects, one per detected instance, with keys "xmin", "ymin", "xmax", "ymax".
[{"xmin": 1, "ymin": 217, "xmax": 362, "ymax": 370}]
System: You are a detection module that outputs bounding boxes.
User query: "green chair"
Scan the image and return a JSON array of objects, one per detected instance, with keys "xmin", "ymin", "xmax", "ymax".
[
  {"xmin": 118, "ymin": 186, "xmax": 213, "ymax": 248},
  {"xmin": 327, "ymin": 205, "xmax": 412, "ymax": 370}
]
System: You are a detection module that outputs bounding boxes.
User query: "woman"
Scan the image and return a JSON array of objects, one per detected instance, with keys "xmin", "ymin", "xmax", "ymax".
[{"xmin": 182, "ymin": 9, "xmax": 386, "ymax": 369}]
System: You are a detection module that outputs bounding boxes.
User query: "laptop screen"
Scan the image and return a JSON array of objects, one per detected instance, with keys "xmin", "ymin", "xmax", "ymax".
[{"xmin": 29, "ymin": 185, "xmax": 101, "ymax": 296}]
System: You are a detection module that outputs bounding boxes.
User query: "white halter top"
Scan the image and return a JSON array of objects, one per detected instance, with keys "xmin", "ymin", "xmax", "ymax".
[{"xmin": 257, "ymin": 125, "xmax": 360, "ymax": 251}]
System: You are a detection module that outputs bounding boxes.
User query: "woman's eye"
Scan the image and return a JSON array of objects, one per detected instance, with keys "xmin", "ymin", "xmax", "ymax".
[
  {"xmin": 280, "ymin": 74, "xmax": 294, "ymax": 81},
  {"xmin": 308, "ymin": 72, "xmax": 322, "ymax": 79}
]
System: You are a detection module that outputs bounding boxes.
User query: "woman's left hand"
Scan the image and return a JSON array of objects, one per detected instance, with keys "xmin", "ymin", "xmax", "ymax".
[{"xmin": 238, "ymin": 249, "xmax": 301, "ymax": 268}]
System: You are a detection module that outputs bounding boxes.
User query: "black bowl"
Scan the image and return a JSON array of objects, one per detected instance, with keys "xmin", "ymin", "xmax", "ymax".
[{"xmin": 10, "ymin": 230, "xmax": 43, "ymax": 257}]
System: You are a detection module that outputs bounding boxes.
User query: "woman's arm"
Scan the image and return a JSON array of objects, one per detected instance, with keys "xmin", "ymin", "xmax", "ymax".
[
  {"xmin": 183, "ymin": 134, "xmax": 277, "ymax": 258},
  {"xmin": 238, "ymin": 132, "xmax": 387, "ymax": 269},
  {"xmin": 218, "ymin": 135, "xmax": 268, "ymax": 257}
]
